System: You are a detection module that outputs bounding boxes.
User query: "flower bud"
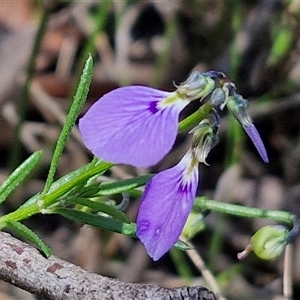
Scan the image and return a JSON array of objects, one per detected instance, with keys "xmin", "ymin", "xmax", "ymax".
[
  {"xmin": 251, "ymin": 225, "xmax": 289, "ymax": 260},
  {"xmin": 176, "ymin": 71, "xmax": 215, "ymax": 101},
  {"xmin": 210, "ymin": 82, "xmax": 236, "ymax": 110},
  {"xmin": 182, "ymin": 211, "xmax": 206, "ymax": 240},
  {"xmin": 210, "ymin": 87, "xmax": 228, "ymax": 108},
  {"xmin": 189, "ymin": 116, "xmax": 219, "ymax": 165},
  {"xmin": 226, "ymin": 94, "xmax": 253, "ymax": 127}
]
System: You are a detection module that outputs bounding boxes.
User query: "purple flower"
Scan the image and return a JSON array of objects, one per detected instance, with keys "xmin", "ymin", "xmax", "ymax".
[
  {"xmin": 136, "ymin": 116, "xmax": 219, "ymax": 260},
  {"xmin": 79, "ymin": 86, "xmax": 189, "ymax": 167},
  {"xmin": 136, "ymin": 150, "xmax": 199, "ymax": 261}
]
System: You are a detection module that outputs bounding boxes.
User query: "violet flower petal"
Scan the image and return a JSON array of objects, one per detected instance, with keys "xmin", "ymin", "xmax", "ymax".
[
  {"xmin": 226, "ymin": 94, "xmax": 269, "ymax": 163},
  {"xmin": 79, "ymin": 86, "xmax": 189, "ymax": 168},
  {"xmin": 136, "ymin": 150, "xmax": 199, "ymax": 260},
  {"xmin": 243, "ymin": 124, "xmax": 269, "ymax": 163}
]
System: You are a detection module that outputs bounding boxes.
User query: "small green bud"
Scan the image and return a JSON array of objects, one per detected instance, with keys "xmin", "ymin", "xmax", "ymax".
[
  {"xmin": 251, "ymin": 225, "xmax": 289, "ymax": 260},
  {"xmin": 182, "ymin": 211, "xmax": 206, "ymax": 240}
]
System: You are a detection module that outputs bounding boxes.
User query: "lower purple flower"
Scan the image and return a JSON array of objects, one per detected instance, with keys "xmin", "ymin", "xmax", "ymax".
[
  {"xmin": 136, "ymin": 150, "xmax": 199, "ymax": 260},
  {"xmin": 79, "ymin": 86, "xmax": 189, "ymax": 168}
]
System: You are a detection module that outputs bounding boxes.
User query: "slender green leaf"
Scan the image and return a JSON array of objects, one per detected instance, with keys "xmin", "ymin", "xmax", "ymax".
[
  {"xmin": 67, "ymin": 197, "xmax": 130, "ymax": 223},
  {"xmin": 43, "ymin": 55, "xmax": 94, "ymax": 194},
  {"xmin": 97, "ymin": 175, "xmax": 153, "ymax": 196},
  {"xmin": 127, "ymin": 189, "xmax": 143, "ymax": 198},
  {"xmin": 76, "ymin": 182, "xmax": 102, "ymax": 197},
  {"xmin": 5, "ymin": 220, "xmax": 51, "ymax": 257},
  {"xmin": 54, "ymin": 208, "xmax": 136, "ymax": 237},
  {"xmin": 0, "ymin": 151, "xmax": 42, "ymax": 205}
]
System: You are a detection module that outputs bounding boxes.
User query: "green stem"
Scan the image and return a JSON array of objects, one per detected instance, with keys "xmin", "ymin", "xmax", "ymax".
[
  {"xmin": 0, "ymin": 203, "xmax": 40, "ymax": 230},
  {"xmin": 225, "ymin": 116, "xmax": 244, "ymax": 166},
  {"xmin": 194, "ymin": 197, "xmax": 295, "ymax": 225},
  {"xmin": 9, "ymin": 10, "xmax": 49, "ymax": 170},
  {"xmin": 0, "ymin": 160, "xmax": 113, "ymax": 227},
  {"xmin": 178, "ymin": 103, "xmax": 212, "ymax": 133},
  {"xmin": 224, "ymin": 1, "xmax": 244, "ymax": 166}
]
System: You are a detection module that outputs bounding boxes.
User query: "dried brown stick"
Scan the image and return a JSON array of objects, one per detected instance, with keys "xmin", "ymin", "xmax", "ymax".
[{"xmin": 0, "ymin": 232, "xmax": 216, "ymax": 300}]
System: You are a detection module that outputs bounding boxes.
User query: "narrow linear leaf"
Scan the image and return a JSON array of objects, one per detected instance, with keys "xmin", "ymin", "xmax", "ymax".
[
  {"xmin": 0, "ymin": 151, "xmax": 42, "ymax": 205},
  {"xmin": 67, "ymin": 197, "xmax": 130, "ymax": 223},
  {"xmin": 77, "ymin": 183, "xmax": 102, "ymax": 197},
  {"xmin": 4, "ymin": 220, "xmax": 51, "ymax": 257},
  {"xmin": 54, "ymin": 208, "xmax": 136, "ymax": 237},
  {"xmin": 97, "ymin": 174, "xmax": 153, "ymax": 196},
  {"xmin": 43, "ymin": 55, "xmax": 94, "ymax": 194},
  {"xmin": 127, "ymin": 189, "xmax": 143, "ymax": 198}
]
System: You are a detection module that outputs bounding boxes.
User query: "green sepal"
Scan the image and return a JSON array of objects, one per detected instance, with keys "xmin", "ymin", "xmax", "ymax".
[
  {"xmin": 0, "ymin": 151, "xmax": 42, "ymax": 205},
  {"xmin": 251, "ymin": 225, "xmax": 288, "ymax": 260},
  {"xmin": 4, "ymin": 220, "xmax": 51, "ymax": 257},
  {"xmin": 97, "ymin": 174, "xmax": 153, "ymax": 196},
  {"xmin": 54, "ymin": 208, "xmax": 136, "ymax": 237},
  {"xmin": 66, "ymin": 197, "xmax": 130, "ymax": 223},
  {"xmin": 174, "ymin": 239, "xmax": 194, "ymax": 251}
]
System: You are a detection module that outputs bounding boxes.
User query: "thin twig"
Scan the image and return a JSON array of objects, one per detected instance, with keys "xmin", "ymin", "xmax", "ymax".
[
  {"xmin": 181, "ymin": 237, "xmax": 226, "ymax": 300},
  {"xmin": 283, "ymin": 244, "xmax": 293, "ymax": 300}
]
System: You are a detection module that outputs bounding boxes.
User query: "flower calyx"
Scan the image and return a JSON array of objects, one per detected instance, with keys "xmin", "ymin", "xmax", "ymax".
[
  {"xmin": 189, "ymin": 111, "xmax": 220, "ymax": 165},
  {"xmin": 175, "ymin": 71, "xmax": 216, "ymax": 101}
]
